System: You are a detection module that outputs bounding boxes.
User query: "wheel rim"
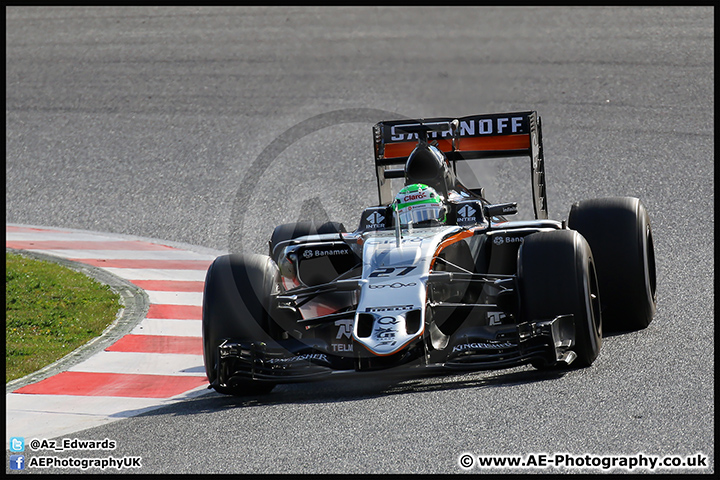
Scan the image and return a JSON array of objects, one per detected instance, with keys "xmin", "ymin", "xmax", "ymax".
[
  {"xmin": 587, "ymin": 256, "xmax": 602, "ymax": 341},
  {"xmin": 645, "ymin": 223, "xmax": 657, "ymax": 304}
]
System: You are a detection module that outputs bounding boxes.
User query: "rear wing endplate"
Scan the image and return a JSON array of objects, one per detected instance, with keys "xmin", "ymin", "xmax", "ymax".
[{"xmin": 372, "ymin": 111, "xmax": 547, "ymax": 219}]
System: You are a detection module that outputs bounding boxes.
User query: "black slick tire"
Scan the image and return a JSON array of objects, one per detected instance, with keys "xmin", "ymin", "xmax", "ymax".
[
  {"xmin": 202, "ymin": 253, "xmax": 279, "ymax": 395},
  {"xmin": 567, "ymin": 197, "xmax": 656, "ymax": 332},
  {"xmin": 518, "ymin": 230, "xmax": 602, "ymax": 368}
]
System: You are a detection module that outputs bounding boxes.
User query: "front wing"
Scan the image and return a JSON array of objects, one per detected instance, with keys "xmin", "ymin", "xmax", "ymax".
[{"xmin": 212, "ymin": 312, "xmax": 576, "ymax": 387}]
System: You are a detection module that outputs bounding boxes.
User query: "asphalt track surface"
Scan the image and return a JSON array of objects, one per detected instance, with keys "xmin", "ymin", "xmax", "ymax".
[{"xmin": 5, "ymin": 6, "xmax": 714, "ymax": 474}]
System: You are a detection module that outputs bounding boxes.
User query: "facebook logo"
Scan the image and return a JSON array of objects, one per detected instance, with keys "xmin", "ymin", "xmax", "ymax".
[
  {"xmin": 9, "ymin": 455, "xmax": 25, "ymax": 470},
  {"xmin": 9, "ymin": 436, "xmax": 25, "ymax": 452}
]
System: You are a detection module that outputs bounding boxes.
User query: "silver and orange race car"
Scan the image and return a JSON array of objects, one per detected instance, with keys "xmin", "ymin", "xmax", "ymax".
[{"xmin": 202, "ymin": 111, "xmax": 657, "ymax": 395}]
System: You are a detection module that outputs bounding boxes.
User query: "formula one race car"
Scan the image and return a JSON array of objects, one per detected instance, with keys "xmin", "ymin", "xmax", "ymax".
[{"xmin": 203, "ymin": 111, "xmax": 657, "ymax": 395}]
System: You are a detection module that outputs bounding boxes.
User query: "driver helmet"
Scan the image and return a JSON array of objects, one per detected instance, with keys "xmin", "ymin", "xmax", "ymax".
[{"xmin": 394, "ymin": 184, "xmax": 446, "ymax": 226}]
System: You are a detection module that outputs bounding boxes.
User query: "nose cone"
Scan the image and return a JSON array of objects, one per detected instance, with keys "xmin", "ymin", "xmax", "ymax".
[{"xmin": 354, "ymin": 309, "xmax": 424, "ymax": 356}]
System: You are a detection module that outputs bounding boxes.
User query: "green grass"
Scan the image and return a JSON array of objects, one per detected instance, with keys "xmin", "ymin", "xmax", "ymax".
[{"xmin": 5, "ymin": 252, "xmax": 121, "ymax": 383}]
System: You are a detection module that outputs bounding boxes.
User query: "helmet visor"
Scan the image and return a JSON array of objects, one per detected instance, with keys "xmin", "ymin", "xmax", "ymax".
[{"xmin": 397, "ymin": 203, "xmax": 445, "ymax": 225}]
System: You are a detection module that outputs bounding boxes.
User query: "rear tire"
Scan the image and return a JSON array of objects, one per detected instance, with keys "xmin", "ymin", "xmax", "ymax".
[
  {"xmin": 518, "ymin": 230, "xmax": 602, "ymax": 368},
  {"xmin": 567, "ymin": 197, "xmax": 656, "ymax": 332},
  {"xmin": 202, "ymin": 253, "xmax": 279, "ymax": 395}
]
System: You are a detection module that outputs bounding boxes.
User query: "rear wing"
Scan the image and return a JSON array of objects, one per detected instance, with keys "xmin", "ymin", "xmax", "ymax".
[{"xmin": 372, "ymin": 111, "xmax": 547, "ymax": 219}]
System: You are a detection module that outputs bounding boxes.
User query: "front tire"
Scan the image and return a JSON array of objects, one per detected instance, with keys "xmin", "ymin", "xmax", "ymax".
[
  {"xmin": 518, "ymin": 230, "xmax": 602, "ymax": 368},
  {"xmin": 202, "ymin": 253, "xmax": 279, "ymax": 395}
]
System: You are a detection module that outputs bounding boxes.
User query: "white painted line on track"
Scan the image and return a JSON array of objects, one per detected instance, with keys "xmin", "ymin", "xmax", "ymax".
[
  {"xmin": 6, "ymin": 232, "xmax": 136, "ymax": 242},
  {"xmin": 67, "ymin": 352, "xmax": 206, "ymax": 376},
  {"xmin": 131, "ymin": 319, "xmax": 203, "ymax": 337},
  {"xmin": 144, "ymin": 290, "xmax": 203, "ymax": 306},
  {"xmin": 102, "ymin": 268, "xmax": 208, "ymax": 281},
  {"xmin": 29, "ymin": 249, "xmax": 218, "ymax": 261}
]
